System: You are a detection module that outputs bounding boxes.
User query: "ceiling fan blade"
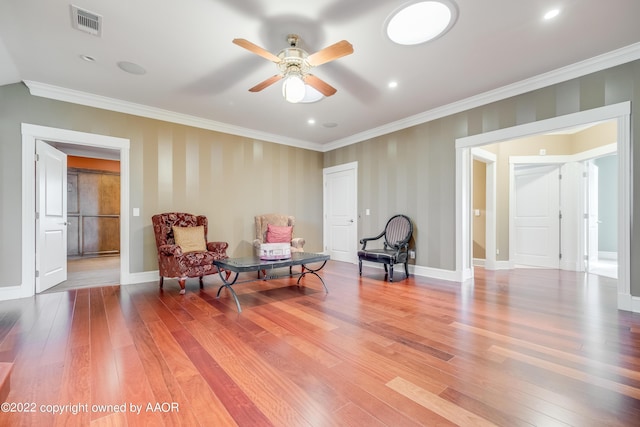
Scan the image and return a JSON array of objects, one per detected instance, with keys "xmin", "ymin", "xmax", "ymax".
[
  {"xmin": 232, "ymin": 38, "xmax": 281, "ymax": 63},
  {"xmin": 304, "ymin": 75, "xmax": 337, "ymax": 97},
  {"xmin": 307, "ymin": 40, "xmax": 354, "ymax": 67},
  {"xmin": 249, "ymin": 74, "xmax": 283, "ymax": 92}
]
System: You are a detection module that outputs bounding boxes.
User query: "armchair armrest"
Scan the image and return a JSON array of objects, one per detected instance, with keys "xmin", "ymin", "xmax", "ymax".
[
  {"xmin": 207, "ymin": 241, "xmax": 229, "ymax": 258},
  {"xmin": 360, "ymin": 231, "xmax": 385, "ymax": 250},
  {"xmin": 252, "ymin": 239, "xmax": 262, "ymax": 250},
  {"xmin": 291, "ymin": 237, "xmax": 305, "ymax": 249},
  {"xmin": 207, "ymin": 241, "xmax": 228, "ymax": 251},
  {"xmin": 159, "ymin": 244, "xmax": 182, "ymax": 257}
]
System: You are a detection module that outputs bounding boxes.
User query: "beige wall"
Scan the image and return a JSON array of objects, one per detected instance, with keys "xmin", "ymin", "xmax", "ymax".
[
  {"xmin": 324, "ymin": 60, "xmax": 640, "ymax": 297},
  {"xmin": 472, "ymin": 160, "xmax": 486, "ymax": 259},
  {"xmin": 0, "ymin": 83, "xmax": 323, "ymax": 286},
  {"xmin": 325, "ymin": 123, "xmax": 457, "ymax": 269}
]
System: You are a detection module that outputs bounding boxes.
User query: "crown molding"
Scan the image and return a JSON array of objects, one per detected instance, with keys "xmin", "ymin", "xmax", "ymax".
[
  {"xmin": 322, "ymin": 41, "xmax": 640, "ymax": 152},
  {"xmin": 22, "ymin": 80, "xmax": 323, "ymax": 152},
  {"xmin": 23, "ymin": 42, "xmax": 640, "ymax": 153}
]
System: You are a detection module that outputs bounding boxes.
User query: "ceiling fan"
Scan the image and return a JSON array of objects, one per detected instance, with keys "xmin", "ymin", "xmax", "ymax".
[{"xmin": 232, "ymin": 34, "xmax": 354, "ymax": 103}]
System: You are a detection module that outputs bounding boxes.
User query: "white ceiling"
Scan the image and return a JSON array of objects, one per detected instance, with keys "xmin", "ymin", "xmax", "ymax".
[{"xmin": 1, "ymin": 0, "xmax": 640, "ymax": 152}]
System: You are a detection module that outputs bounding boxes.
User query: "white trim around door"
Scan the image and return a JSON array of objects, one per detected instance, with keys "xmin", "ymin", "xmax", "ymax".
[{"xmin": 17, "ymin": 123, "xmax": 131, "ymax": 300}]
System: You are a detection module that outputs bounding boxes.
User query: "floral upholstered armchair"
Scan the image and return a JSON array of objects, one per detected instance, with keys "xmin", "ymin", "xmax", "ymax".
[
  {"xmin": 252, "ymin": 213, "xmax": 305, "ymax": 255},
  {"xmin": 152, "ymin": 212, "xmax": 229, "ymax": 294}
]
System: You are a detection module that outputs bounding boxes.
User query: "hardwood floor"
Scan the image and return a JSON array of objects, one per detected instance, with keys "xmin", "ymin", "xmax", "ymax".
[
  {"xmin": 1, "ymin": 261, "xmax": 639, "ymax": 426},
  {"xmin": 44, "ymin": 256, "xmax": 120, "ymax": 293}
]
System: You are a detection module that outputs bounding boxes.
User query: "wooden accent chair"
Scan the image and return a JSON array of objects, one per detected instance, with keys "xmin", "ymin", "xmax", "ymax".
[
  {"xmin": 358, "ymin": 214, "xmax": 413, "ymax": 282},
  {"xmin": 152, "ymin": 212, "xmax": 229, "ymax": 294}
]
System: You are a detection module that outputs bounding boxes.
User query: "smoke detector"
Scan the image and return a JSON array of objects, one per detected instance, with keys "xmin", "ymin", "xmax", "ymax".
[{"xmin": 70, "ymin": 5, "xmax": 102, "ymax": 37}]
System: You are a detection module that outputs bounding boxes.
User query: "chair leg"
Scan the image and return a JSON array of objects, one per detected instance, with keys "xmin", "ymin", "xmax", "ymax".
[
  {"xmin": 404, "ymin": 262, "xmax": 409, "ymax": 278},
  {"xmin": 389, "ymin": 264, "xmax": 394, "ymax": 282},
  {"xmin": 199, "ymin": 276, "xmax": 204, "ymax": 289},
  {"xmin": 358, "ymin": 260, "xmax": 362, "ymax": 276},
  {"xmin": 159, "ymin": 276, "xmax": 164, "ymax": 289},
  {"xmin": 178, "ymin": 278, "xmax": 186, "ymax": 295}
]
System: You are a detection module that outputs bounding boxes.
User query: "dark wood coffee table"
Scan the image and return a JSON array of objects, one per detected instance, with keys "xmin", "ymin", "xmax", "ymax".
[{"xmin": 214, "ymin": 252, "xmax": 330, "ymax": 312}]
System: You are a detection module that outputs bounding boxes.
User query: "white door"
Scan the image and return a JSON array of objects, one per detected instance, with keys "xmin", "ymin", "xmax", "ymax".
[
  {"xmin": 512, "ymin": 164, "xmax": 560, "ymax": 268},
  {"xmin": 323, "ymin": 162, "xmax": 357, "ymax": 263},
  {"xmin": 36, "ymin": 140, "xmax": 68, "ymax": 292},
  {"xmin": 586, "ymin": 160, "xmax": 599, "ymax": 271}
]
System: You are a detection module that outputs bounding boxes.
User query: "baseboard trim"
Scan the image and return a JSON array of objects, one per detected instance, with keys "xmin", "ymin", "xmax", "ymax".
[
  {"xmin": 599, "ymin": 251, "xmax": 618, "ymax": 261},
  {"xmin": 121, "ymin": 270, "xmax": 160, "ymax": 285},
  {"xmin": 360, "ymin": 261, "xmax": 462, "ymax": 283},
  {"xmin": 0, "ymin": 284, "xmax": 32, "ymax": 301}
]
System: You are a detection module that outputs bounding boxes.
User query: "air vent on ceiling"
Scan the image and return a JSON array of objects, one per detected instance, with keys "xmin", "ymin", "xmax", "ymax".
[{"xmin": 70, "ymin": 5, "xmax": 102, "ymax": 37}]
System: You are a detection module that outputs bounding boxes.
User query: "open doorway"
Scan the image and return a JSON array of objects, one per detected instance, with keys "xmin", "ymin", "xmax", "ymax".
[
  {"xmin": 585, "ymin": 154, "xmax": 618, "ymax": 278},
  {"xmin": 468, "ymin": 120, "xmax": 618, "ymax": 276},
  {"xmin": 20, "ymin": 124, "xmax": 130, "ymax": 299},
  {"xmin": 46, "ymin": 150, "xmax": 122, "ymax": 292},
  {"xmin": 471, "ymin": 120, "xmax": 618, "ymax": 277},
  {"xmin": 502, "ymin": 126, "xmax": 618, "ymax": 277},
  {"xmin": 455, "ymin": 102, "xmax": 631, "ymax": 310}
]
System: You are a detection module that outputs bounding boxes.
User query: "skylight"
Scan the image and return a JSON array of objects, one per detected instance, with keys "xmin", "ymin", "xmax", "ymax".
[{"xmin": 386, "ymin": 1, "xmax": 458, "ymax": 45}]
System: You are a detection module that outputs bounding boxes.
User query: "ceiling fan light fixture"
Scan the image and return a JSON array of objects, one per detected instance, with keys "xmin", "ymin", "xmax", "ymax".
[
  {"xmin": 386, "ymin": 0, "xmax": 457, "ymax": 45},
  {"xmin": 300, "ymin": 85, "xmax": 324, "ymax": 103},
  {"xmin": 282, "ymin": 73, "xmax": 306, "ymax": 103}
]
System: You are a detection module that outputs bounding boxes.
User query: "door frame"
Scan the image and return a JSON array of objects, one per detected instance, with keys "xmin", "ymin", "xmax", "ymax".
[
  {"xmin": 21, "ymin": 124, "xmax": 130, "ymax": 298},
  {"xmin": 455, "ymin": 101, "xmax": 632, "ymax": 311},
  {"xmin": 323, "ymin": 161, "xmax": 358, "ymax": 264}
]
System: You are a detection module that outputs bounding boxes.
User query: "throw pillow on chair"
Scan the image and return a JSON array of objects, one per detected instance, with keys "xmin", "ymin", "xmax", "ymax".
[{"xmin": 266, "ymin": 224, "xmax": 292, "ymax": 243}]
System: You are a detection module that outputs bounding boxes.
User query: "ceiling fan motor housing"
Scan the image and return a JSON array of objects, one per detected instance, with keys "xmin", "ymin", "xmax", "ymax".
[{"xmin": 278, "ymin": 46, "xmax": 310, "ymax": 76}]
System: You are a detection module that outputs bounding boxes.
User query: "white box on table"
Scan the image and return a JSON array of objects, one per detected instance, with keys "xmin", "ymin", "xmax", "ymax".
[{"xmin": 259, "ymin": 243, "xmax": 292, "ymax": 260}]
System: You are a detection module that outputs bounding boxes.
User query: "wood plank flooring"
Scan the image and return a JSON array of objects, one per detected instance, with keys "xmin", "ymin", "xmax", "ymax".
[
  {"xmin": 0, "ymin": 261, "xmax": 639, "ymax": 426},
  {"xmin": 44, "ymin": 256, "xmax": 120, "ymax": 293}
]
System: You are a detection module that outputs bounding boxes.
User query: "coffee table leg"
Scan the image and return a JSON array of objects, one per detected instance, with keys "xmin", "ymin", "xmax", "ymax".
[
  {"xmin": 297, "ymin": 260, "xmax": 328, "ymax": 293},
  {"xmin": 216, "ymin": 270, "xmax": 243, "ymax": 313}
]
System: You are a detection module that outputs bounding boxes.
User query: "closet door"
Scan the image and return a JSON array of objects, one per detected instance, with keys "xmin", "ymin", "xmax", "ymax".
[{"xmin": 68, "ymin": 169, "xmax": 120, "ymax": 256}]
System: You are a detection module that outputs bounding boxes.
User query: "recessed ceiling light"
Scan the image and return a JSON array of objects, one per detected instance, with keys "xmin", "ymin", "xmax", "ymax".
[
  {"xmin": 388, "ymin": 81, "xmax": 398, "ymax": 88},
  {"xmin": 307, "ymin": 119, "xmax": 316, "ymax": 125},
  {"xmin": 386, "ymin": 1, "xmax": 458, "ymax": 45},
  {"xmin": 544, "ymin": 9, "xmax": 560, "ymax": 20},
  {"xmin": 117, "ymin": 61, "xmax": 147, "ymax": 75}
]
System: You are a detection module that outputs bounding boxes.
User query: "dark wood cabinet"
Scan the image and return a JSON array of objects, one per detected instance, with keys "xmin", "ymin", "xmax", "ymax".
[{"xmin": 67, "ymin": 168, "xmax": 120, "ymax": 257}]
